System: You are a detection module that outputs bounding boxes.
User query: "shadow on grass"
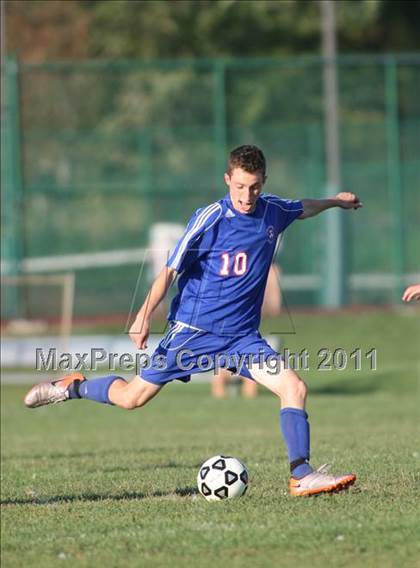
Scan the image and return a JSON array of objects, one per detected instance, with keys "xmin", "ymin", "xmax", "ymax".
[
  {"xmin": 1, "ymin": 486, "xmax": 199, "ymax": 506},
  {"xmin": 206, "ymin": 371, "xmax": 401, "ymax": 398},
  {"xmin": 99, "ymin": 461, "xmax": 203, "ymax": 474},
  {"xmin": 310, "ymin": 371, "xmax": 399, "ymax": 396},
  {"xmin": 3, "ymin": 448, "xmax": 204, "ymax": 463},
  {"xmin": 310, "ymin": 378, "xmax": 378, "ymax": 396}
]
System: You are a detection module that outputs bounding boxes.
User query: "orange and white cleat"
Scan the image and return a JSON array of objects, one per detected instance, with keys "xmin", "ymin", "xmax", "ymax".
[
  {"xmin": 24, "ymin": 372, "xmax": 86, "ymax": 408},
  {"xmin": 289, "ymin": 464, "xmax": 356, "ymax": 496}
]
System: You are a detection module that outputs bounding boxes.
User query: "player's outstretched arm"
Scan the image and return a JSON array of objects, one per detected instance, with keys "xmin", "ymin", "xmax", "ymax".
[
  {"xmin": 299, "ymin": 192, "xmax": 362, "ymax": 219},
  {"xmin": 129, "ymin": 266, "xmax": 178, "ymax": 349},
  {"xmin": 402, "ymin": 284, "xmax": 420, "ymax": 302}
]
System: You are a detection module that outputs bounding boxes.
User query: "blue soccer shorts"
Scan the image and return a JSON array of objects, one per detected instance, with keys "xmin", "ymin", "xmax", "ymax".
[{"xmin": 140, "ymin": 321, "xmax": 280, "ymax": 385}]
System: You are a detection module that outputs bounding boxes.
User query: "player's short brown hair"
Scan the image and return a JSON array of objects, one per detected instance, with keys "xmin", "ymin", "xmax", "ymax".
[{"xmin": 227, "ymin": 145, "xmax": 266, "ymax": 177}]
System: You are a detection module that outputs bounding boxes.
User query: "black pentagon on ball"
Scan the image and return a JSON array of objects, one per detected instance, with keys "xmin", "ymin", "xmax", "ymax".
[
  {"xmin": 201, "ymin": 483, "xmax": 212, "ymax": 496},
  {"xmin": 200, "ymin": 466, "xmax": 210, "ymax": 480},
  {"xmin": 214, "ymin": 486, "xmax": 229, "ymax": 499},
  {"xmin": 240, "ymin": 470, "xmax": 248, "ymax": 484},
  {"xmin": 212, "ymin": 458, "xmax": 226, "ymax": 470},
  {"xmin": 225, "ymin": 470, "xmax": 239, "ymax": 486}
]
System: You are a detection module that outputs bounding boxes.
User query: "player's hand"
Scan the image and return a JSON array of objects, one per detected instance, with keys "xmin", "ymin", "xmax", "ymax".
[
  {"xmin": 335, "ymin": 192, "xmax": 362, "ymax": 210},
  {"xmin": 402, "ymin": 284, "xmax": 420, "ymax": 302},
  {"xmin": 129, "ymin": 315, "xmax": 150, "ymax": 349}
]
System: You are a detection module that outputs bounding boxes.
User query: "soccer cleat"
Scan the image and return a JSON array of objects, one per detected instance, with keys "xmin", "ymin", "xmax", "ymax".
[
  {"xmin": 289, "ymin": 464, "xmax": 356, "ymax": 496},
  {"xmin": 24, "ymin": 372, "xmax": 86, "ymax": 408}
]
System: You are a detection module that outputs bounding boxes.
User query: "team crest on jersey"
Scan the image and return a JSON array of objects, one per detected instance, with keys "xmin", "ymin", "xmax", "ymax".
[{"xmin": 266, "ymin": 225, "xmax": 275, "ymax": 243}]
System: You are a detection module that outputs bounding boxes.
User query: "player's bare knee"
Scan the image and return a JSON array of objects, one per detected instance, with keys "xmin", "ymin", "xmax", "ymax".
[
  {"xmin": 134, "ymin": 396, "xmax": 150, "ymax": 409},
  {"xmin": 115, "ymin": 390, "xmax": 144, "ymax": 410},
  {"xmin": 124, "ymin": 389, "xmax": 159, "ymax": 410},
  {"xmin": 280, "ymin": 374, "xmax": 307, "ymax": 402},
  {"xmin": 296, "ymin": 379, "xmax": 308, "ymax": 402},
  {"xmin": 117, "ymin": 396, "xmax": 138, "ymax": 410},
  {"xmin": 292, "ymin": 378, "xmax": 307, "ymax": 401}
]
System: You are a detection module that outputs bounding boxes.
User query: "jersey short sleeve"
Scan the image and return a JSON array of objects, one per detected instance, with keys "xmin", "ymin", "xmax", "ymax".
[
  {"xmin": 262, "ymin": 194, "xmax": 303, "ymax": 231},
  {"xmin": 166, "ymin": 202, "xmax": 222, "ymax": 273}
]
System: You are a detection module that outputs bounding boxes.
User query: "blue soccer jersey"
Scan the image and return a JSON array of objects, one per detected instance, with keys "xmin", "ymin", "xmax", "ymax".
[{"xmin": 166, "ymin": 193, "xmax": 303, "ymax": 336}]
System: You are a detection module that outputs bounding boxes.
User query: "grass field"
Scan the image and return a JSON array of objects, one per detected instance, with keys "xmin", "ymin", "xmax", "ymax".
[{"xmin": 1, "ymin": 311, "xmax": 420, "ymax": 567}]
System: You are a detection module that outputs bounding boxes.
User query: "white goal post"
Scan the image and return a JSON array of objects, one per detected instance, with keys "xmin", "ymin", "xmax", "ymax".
[{"xmin": 1, "ymin": 273, "xmax": 75, "ymax": 349}]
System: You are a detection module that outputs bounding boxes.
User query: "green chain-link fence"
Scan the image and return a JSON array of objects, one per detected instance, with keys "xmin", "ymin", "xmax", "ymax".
[{"xmin": 2, "ymin": 54, "xmax": 420, "ymax": 320}]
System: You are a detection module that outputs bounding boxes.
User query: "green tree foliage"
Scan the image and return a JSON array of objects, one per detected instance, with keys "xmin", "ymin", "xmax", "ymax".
[
  {"xmin": 89, "ymin": 0, "xmax": 420, "ymax": 57},
  {"xmin": 6, "ymin": 0, "xmax": 420, "ymax": 62},
  {"xmin": 5, "ymin": 0, "xmax": 91, "ymax": 61}
]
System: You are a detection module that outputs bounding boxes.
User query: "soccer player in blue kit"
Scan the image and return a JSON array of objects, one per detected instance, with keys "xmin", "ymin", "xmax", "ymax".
[{"xmin": 25, "ymin": 145, "xmax": 361, "ymax": 496}]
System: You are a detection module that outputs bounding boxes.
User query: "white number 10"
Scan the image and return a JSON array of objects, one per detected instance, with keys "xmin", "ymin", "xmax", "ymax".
[{"xmin": 220, "ymin": 252, "xmax": 248, "ymax": 276}]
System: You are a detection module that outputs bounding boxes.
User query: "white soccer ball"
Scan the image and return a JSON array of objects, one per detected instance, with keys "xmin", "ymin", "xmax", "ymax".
[{"xmin": 197, "ymin": 455, "xmax": 249, "ymax": 501}]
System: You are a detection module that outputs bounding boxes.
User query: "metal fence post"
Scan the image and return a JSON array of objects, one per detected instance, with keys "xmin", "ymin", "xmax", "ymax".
[
  {"xmin": 385, "ymin": 56, "xmax": 405, "ymax": 303},
  {"xmin": 320, "ymin": 1, "xmax": 345, "ymax": 307},
  {"xmin": 213, "ymin": 60, "xmax": 227, "ymax": 185},
  {"xmin": 138, "ymin": 128, "xmax": 153, "ymax": 241},
  {"xmin": 2, "ymin": 54, "xmax": 24, "ymax": 317}
]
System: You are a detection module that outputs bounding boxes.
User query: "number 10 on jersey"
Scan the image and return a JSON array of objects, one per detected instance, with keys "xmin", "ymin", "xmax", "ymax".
[{"xmin": 220, "ymin": 252, "xmax": 248, "ymax": 276}]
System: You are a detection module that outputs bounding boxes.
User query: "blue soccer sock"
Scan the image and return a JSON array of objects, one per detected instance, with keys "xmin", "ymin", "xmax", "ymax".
[
  {"xmin": 280, "ymin": 407, "xmax": 313, "ymax": 479},
  {"xmin": 68, "ymin": 375, "xmax": 123, "ymax": 405}
]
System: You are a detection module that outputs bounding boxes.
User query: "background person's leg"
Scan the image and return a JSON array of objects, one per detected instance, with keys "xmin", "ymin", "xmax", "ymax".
[
  {"xmin": 212, "ymin": 368, "xmax": 258, "ymax": 399},
  {"xmin": 241, "ymin": 376, "xmax": 258, "ymax": 398},
  {"xmin": 261, "ymin": 264, "xmax": 282, "ymax": 317},
  {"xmin": 211, "ymin": 368, "xmax": 231, "ymax": 398}
]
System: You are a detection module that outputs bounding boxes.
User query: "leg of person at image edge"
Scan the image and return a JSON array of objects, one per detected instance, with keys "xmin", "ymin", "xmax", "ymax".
[{"xmin": 24, "ymin": 360, "xmax": 356, "ymax": 497}]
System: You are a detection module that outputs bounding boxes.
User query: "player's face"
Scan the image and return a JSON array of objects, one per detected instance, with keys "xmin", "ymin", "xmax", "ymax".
[{"xmin": 224, "ymin": 168, "xmax": 265, "ymax": 214}]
